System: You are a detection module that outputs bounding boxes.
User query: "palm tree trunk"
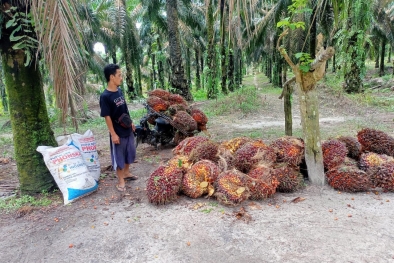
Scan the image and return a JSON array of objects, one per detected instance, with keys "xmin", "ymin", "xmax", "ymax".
[
  {"xmin": 152, "ymin": 53, "xmax": 157, "ymax": 89},
  {"xmin": 195, "ymin": 47, "xmax": 201, "ymax": 90},
  {"xmin": 228, "ymin": 46, "xmax": 235, "ymax": 92},
  {"xmin": 186, "ymin": 48, "xmax": 191, "ymax": 89},
  {"xmin": 206, "ymin": 0, "xmax": 218, "ymax": 99},
  {"xmin": 157, "ymin": 37, "xmax": 165, "ymax": 89},
  {"xmin": 166, "ymin": 0, "xmax": 193, "ymax": 100},
  {"xmin": 200, "ymin": 49, "xmax": 204, "ymax": 90},
  {"xmin": 379, "ymin": 38, "xmax": 386, "ymax": 77},
  {"xmin": 1, "ymin": 50, "xmax": 56, "ymax": 193},
  {"xmin": 0, "ymin": 62, "xmax": 8, "ymax": 112},
  {"xmin": 220, "ymin": 0, "xmax": 228, "ymax": 95}
]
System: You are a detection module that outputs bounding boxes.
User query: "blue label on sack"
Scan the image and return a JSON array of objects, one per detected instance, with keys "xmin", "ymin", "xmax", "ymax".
[{"xmin": 67, "ymin": 183, "xmax": 98, "ymax": 200}]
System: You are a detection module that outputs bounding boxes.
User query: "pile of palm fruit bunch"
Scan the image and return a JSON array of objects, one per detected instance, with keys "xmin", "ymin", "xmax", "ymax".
[
  {"xmin": 146, "ymin": 135, "xmax": 306, "ymax": 206},
  {"xmin": 146, "ymin": 89, "xmax": 208, "ymax": 137},
  {"xmin": 321, "ymin": 128, "xmax": 394, "ymax": 192}
]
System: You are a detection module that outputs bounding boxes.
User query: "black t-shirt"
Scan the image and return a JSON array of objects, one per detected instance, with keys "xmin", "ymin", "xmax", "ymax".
[{"xmin": 99, "ymin": 88, "xmax": 132, "ymax": 138}]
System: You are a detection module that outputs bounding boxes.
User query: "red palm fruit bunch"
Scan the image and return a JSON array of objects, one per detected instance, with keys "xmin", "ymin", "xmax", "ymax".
[
  {"xmin": 148, "ymin": 89, "xmax": 171, "ymax": 100},
  {"xmin": 234, "ymin": 140, "xmax": 276, "ymax": 173},
  {"xmin": 214, "ymin": 169, "xmax": 250, "ymax": 205},
  {"xmin": 173, "ymin": 136, "xmax": 209, "ymax": 155},
  {"xmin": 189, "ymin": 140, "xmax": 219, "ymax": 163},
  {"xmin": 367, "ymin": 162, "xmax": 394, "ymax": 191},
  {"xmin": 270, "ymin": 136, "xmax": 304, "ymax": 166},
  {"xmin": 182, "ymin": 160, "xmax": 220, "ymax": 198},
  {"xmin": 271, "ymin": 163, "xmax": 303, "ymax": 193},
  {"xmin": 146, "ymin": 96, "xmax": 169, "ymax": 112},
  {"xmin": 190, "ymin": 108, "xmax": 208, "ymax": 132},
  {"xmin": 357, "ymin": 128, "xmax": 394, "ymax": 156},
  {"xmin": 146, "ymin": 165, "xmax": 184, "ymax": 205},
  {"xmin": 337, "ymin": 136, "xmax": 362, "ymax": 160},
  {"xmin": 322, "ymin": 140, "xmax": 348, "ymax": 170},
  {"xmin": 246, "ymin": 165, "xmax": 279, "ymax": 199},
  {"xmin": 167, "ymin": 104, "xmax": 190, "ymax": 116},
  {"xmin": 220, "ymin": 137, "xmax": 253, "ymax": 154},
  {"xmin": 343, "ymin": 157, "xmax": 358, "ymax": 167},
  {"xmin": 167, "ymin": 155, "xmax": 193, "ymax": 173},
  {"xmin": 359, "ymin": 152, "xmax": 394, "ymax": 172},
  {"xmin": 326, "ymin": 165, "xmax": 371, "ymax": 192},
  {"xmin": 172, "ymin": 111, "xmax": 198, "ymax": 132},
  {"xmin": 168, "ymin": 93, "xmax": 187, "ymax": 106},
  {"xmin": 216, "ymin": 146, "xmax": 236, "ymax": 172}
]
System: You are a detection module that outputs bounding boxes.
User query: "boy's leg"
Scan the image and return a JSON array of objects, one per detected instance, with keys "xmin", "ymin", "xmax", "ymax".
[{"xmin": 116, "ymin": 167, "xmax": 126, "ymax": 189}]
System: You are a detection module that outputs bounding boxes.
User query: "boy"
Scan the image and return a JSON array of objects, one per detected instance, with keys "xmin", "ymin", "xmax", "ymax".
[{"xmin": 100, "ymin": 64, "xmax": 137, "ymax": 192}]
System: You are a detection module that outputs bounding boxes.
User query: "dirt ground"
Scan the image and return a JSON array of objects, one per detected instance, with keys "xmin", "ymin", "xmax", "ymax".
[{"xmin": 1, "ymin": 75, "xmax": 394, "ymax": 263}]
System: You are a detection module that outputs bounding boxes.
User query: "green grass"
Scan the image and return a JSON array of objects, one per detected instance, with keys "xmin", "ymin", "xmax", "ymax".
[{"xmin": 0, "ymin": 191, "xmax": 55, "ymax": 213}]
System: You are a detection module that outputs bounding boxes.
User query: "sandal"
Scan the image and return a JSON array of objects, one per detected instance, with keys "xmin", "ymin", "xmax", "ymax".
[
  {"xmin": 116, "ymin": 184, "xmax": 126, "ymax": 192},
  {"xmin": 124, "ymin": 175, "xmax": 138, "ymax": 181}
]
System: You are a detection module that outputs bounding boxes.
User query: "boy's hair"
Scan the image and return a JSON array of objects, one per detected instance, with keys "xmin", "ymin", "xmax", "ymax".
[{"xmin": 104, "ymin": 64, "xmax": 120, "ymax": 82}]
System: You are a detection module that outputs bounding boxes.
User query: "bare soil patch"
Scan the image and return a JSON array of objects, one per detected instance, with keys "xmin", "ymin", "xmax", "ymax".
[{"xmin": 1, "ymin": 76, "xmax": 394, "ymax": 262}]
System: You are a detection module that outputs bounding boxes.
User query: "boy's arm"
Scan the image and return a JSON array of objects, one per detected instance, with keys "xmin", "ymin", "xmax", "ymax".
[{"xmin": 104, "ymin": 116, "xmax": 120, "ymax": 144}]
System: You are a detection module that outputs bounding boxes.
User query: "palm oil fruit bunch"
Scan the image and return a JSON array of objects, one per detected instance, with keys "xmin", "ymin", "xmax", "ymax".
[
  {"xmin": 182, "ymin": 160, "xmax": 220, "ymax": 198},
  {"xmin": 167, "ymin": 104, "xmax": 189, "ymax": 116},
  {"xmin": 146, "ymin": 96, "xmax": 169, "ymax": 112},
  {"xmin": 148, "ymin": 88, "xmax": 171, "ymax": 100},
  {"xmin": 146, "ymin": 165, "xmax": 184, "ymax": 205},
  {"xmin": 270, "ymin": 136, "xmax": 304, "ymax": 166},
  {"xmin": 173, "ymin": 111, "xmax": 198, "ymax": 132},
  {"xmin": 188, "ymin": 140, "xmax": 219, "ymax": 163},
  {"xmin": 173, "ymin": 136, "xmax": 209, "ymax": 156},
  {"xmin": 271, "ymin": 163, "xmax": 303, "ymax": 193},
  {"xmin": 368, "ymin": 162, "xmax": 394, "ymax": 191},
  {"xmin": 168, "ymin": 93, "xmax": 187, "ymax": 106},
  {"xmin": 216, "ymin": 146, "xmax": 236, "ymax": 172},
  {"xmin": 337, "ymin": 136, "xmax": 362, "ymax": 160},
  {"xmin": 246, "ymin": 165, "xmax": 279, "ymax": 199},
  {"xmin": 215, "ymin": 169, "xmax": 250, "ymax": 205},
  {"xmin": 234, "ymin": 140, "xmax": 276, "ymax": 173},
  {"xmin": 326, "ymin": 165, "xmax": 371, "ymax": 192},
  {"xmin": 190, "ymin": 108, "xmax": 208, "ymax": 132},
  {"xmin": 167, "ymin": 155, "xmax": 193, "ymax": 173},
  {"xmin": 220, "ymin": 137, "xmax": 253, "ymax": 154},
  {"xmin": 359, "ymin": 152, "xmax": 393, "ymax": 172},
  {"xmin": 322, "ymin": 140, "xmax": 348, "ymax": 171},
  {"xmin": 357, "ymin": 128, "xmax": 394, "ymax": 156}
]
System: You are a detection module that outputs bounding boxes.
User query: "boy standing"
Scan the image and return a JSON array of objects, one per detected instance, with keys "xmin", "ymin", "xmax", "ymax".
[{"xmin": 100, "ymin": 64, "xmax": 137, "ymax": 192}]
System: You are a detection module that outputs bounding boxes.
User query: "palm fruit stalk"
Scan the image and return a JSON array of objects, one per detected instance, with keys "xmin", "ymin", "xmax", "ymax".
[
  {"xmin": 216, "ymin": 146, "xmax": 236, "ymax": 172},
  {"xmin": 214, "ymin": 169, "xmax": 250, "ymax": 205},
  {"xmin": 188, "ymin": 140, "xmax": 219, "ymax": 163},
  {"xmin": 148, "ymin": 89, "xmax": 171, "ymax": 101},
  {"xmin": 182, "ymin": 160, "xmax": 220, "ymax": 198},
  {"xmin": 190, "ymin": 108, "xmax": 208, "ymax": 132},
  {"xmin": 234, "ymin": 140, "xmax": 276, "ymax": 173},
  {"xmin": 146, "ymin": 165, "xmax": 183, "ymax": 205},
  {"xmin": 368, "ymin": 162, "xmax": 394, "ymax": 191},
  {"xmin": 357, "ymin": 128, "xmax": 394, "ymax": 156},
  {"xmin": 322, "ymin": 140, "xmax": 348, "ymax": 170},
  {"xmin": 272, "ymin": 163, "xmax": 304, "ymax": 193},
  {"xmin": 173, "ymin": 136, "xmax": 209, "ymax": 156},
  {"xmin": 220, "ymin": 137, "xmax": 253, "ymax": 154},
  {"xmin": 246, "ymin": 165, "xmax": 279, "ymax": 199},
  {"xmin": 326, "ymin": 165, "xmax": 371, "ymax": 192},
  {"xmin": 337, "ymin": 136, "xmax": 362, "ymax": 160},
  {"xmin": 359, "ymin": 152, "xmax": 394, "ymax": 172},
  {"xmin": 270, "ymin": 136, "xmax": 305, "ymax": 166},
  {"xmin": 172, "ymin": 111, "xmax": 197, "ymax": 132},
  {"xmin": 146, "ymin": 95, "xmax": 169, "ymax": 112}
]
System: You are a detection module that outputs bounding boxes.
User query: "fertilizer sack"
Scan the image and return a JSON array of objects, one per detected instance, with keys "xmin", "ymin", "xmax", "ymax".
[
  {"xmin": 56, "ymin": 130, "xmax": 100, "ymax": 181},
  {"xmin": 37, "ymin": 145, "xmax": 98, "ymax": 205}
]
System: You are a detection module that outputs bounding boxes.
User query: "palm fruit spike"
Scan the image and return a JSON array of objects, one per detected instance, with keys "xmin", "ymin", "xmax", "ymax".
[
  {"xmin": 147, "ymin": 95, "xmax": 169, "ymax": 112},
  {"xmin": 167, "ymin": 155, "xmax": 193, "ymax": 173},
  {"xmin": 220, "ymin": 137, "xmax": 253, "ymax": 154},
  {"xmin": 216, "ymin": 146, "xmax": 236, "ymax": 172},
  {"xmin": 359, "ymin": 152, "xmax": 394, "ymax": 171},
  {"xmin": 326, "ymin": 165, "xmax": 371, "ymax": 192},
  {"xmin": 357, "ymin": 128, "xmax": 394, "ymax": 156},
  {"xmin": 182, "ymin": 160, "xmax": 220, "ymax": 198},
  {"xmin": 234, "ymin": 140, "xmax": 276, "ymax": 173},
  {"xmin": 173, "ymin": 136, "xmax": 209, "ymax": 155},
  {"xmin": 270, "ymin": 136, "xmax": 304, "ymax": 166},
  {"xmin": 168, "ymin": 93, "xmax": 187, "ymax": 106},
  {"xmin": 322, "ymin": 139, "xmax": 348, "ymax": 171},
  {"xmin": 173, "ymin": 111, "xmax": 197, "ymax": 132},
  {"xmin": 271, "ymin": 163, "xmax": 304, "ymax": 193},
  {"xmin": 146, "ymin": 165, "xmax": 183, "ymax": 205},
  {"xmin": 215, "ymin": 169, "xmax": 250, "ymax": 205},
  {"xmin": 246, "ymin": 165, "xmax": 279, "ymax": 199},
  {"xmin": 368, "ymin": 162, "xmax": 394, "ymax": 191},
  {"xmin": 189, "ymin": 140, "xmax": 219, "ymax": 163},
  {"xmin": 190, "ymin": 108, "xmax": 208, "ymax": 132},
  {"xmin": 148, "ymin": 89, "xmax": 171, "ymax": 100},
  {"xmin": 337, "ymin": 136, "xmax": 362, "ymax": 160}
]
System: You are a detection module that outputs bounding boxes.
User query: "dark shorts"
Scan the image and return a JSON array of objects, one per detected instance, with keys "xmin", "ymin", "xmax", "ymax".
[{"xmin": 110, "ymin": 133, "xmax": 136, "ymax": 170}]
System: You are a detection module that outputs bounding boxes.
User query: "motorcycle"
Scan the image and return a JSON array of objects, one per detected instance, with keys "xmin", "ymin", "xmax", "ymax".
[{"xmin": 134, "ymin": 104, "xmax": 194, "ymax": 149}]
